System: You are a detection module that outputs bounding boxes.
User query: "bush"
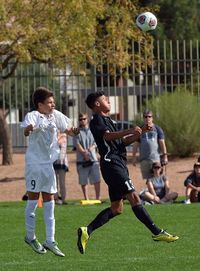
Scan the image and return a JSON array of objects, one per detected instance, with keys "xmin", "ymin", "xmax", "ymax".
[{"xmin": 146, "ymin": 89, "xmax": 200, "ymax": 157}]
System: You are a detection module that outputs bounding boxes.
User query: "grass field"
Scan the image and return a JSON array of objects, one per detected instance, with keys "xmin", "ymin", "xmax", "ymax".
[{"xmin": 0, "ymin": 200, "xmax": 199, "ymax": 271}]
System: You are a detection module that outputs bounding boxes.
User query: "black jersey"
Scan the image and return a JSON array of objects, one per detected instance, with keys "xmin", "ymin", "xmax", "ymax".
[
  {"xmin": 89, "ymin": 114, "xmax": 127, "ymax": 162},
  {"xmin": 184, "ymin": 172, "xmax": 200, "ymax": 187}
]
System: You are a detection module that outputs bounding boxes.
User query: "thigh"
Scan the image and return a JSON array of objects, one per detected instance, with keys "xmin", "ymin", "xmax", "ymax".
[
  {"xmin": 101, "ymin": 160, "xmax": 135, "ymax": 202},
  {"xmin": 25, "ymin": 163, "xmax": 57, "ymax": 194},
  {"xmin": 57, "ymin": 169, "xmax": 66, "ymax": 185}
]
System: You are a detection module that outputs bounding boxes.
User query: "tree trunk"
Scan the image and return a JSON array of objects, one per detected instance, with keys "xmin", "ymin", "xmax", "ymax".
[{"xmin": 0, "ymin": 109, "xmax": 13, "ymax": 165}]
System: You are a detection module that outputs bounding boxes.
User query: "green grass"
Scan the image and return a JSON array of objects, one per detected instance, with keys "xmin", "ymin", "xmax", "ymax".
[{"xmin": 0, "ymin": 201, "xmax": 199, "ymax": 271}]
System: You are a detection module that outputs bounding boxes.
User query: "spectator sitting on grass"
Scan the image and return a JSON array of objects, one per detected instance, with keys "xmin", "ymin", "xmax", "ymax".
[
  {"xmin": 184, "ymin": 162, "xmax": 200, "ymax": 204},
  {"xmin": 140, "ymin": 161, "xmax": 178, "ymax": 204}
]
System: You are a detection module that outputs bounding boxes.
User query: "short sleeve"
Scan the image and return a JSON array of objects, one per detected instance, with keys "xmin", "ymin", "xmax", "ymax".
[
  {"xmin": 20, "ymin": 111, "xmax": 39, "ymax": 128},
  {"xmin": 184, "ymin": 175, "xmax": 193, "ymax": 187},
  {"xmin": 155, "ymin": 125, "xmax": 165, "ymax": 140},
  {"xmin": 53, "ymin": 110, "xmax": 72, "ymax": 132},
  {"xmin": 90, "ymin": 114, "xmax": 109, "ymax": 139}
]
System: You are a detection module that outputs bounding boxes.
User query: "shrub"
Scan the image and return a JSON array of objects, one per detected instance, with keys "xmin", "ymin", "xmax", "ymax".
[{"xmin": 146, "ymin": 89, "xmax": 200, "ymax": 157}]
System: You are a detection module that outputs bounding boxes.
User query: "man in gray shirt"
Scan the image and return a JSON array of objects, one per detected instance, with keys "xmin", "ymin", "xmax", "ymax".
[
  {"xmin": 132, "ymin": 110, "xmax": 168, "ymax": 180},
  {"xmin": 75, "ymin": 112, "xmax": 101, "ymax": 200}
]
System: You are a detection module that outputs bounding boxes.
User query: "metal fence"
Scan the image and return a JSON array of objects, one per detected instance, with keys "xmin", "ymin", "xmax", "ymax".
[{"xmin": 1, "ymin": 39, "xmax": 200, "ymax": 148}]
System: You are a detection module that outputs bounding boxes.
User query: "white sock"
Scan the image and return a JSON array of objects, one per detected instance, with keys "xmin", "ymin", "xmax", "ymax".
[
  {"xmin": 43, "ymin": 200, "xmax": 55, "ymax": 243},
  {"xmin": 25, "ymin": 200, "xmax": 38, "ymax": 241}
]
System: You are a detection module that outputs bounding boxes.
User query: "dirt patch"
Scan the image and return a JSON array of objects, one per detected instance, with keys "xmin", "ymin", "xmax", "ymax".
[{"xmin": 0, "ymin": 152, "xmax": 196, "ymax": 202}]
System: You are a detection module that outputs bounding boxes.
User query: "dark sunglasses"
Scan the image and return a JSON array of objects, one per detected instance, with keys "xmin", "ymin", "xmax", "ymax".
[
  {"xmin": 79, "ymin": 118, "xmax": 87, "ymax": 121},
  {"xmin": 144, "ymin": 115, "xmax": 152, "ymax": 118},
  {"xmin": 153, "ymin": 166, "xmax": 161, "ymax": 169}
]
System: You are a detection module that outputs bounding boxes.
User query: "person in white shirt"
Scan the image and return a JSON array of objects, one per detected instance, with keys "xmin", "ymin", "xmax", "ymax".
[{"xmin": 21, "ymin": 86, "xmax": 79, "ymax": 257}]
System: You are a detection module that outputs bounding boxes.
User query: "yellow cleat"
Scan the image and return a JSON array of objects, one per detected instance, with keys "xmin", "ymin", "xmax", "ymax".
[
  {"xmin": 152, "ymin": 230, "xmax": 179, "ymax": 242},
  {"xmin": 77, "ymin": 227, "xmax": 89, "ymax": 254}
]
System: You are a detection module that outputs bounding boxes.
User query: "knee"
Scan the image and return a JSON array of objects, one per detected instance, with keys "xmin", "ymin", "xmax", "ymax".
[
  {"xmin": 112, "ymin": 209, "xmax": 123, "ymax": 216},
  {"xmin": 111, "ymin": 206, "xmax": 123, "ymax": 216},
  {"xmin": 127, "ymin": 191, "xmax": 141, "ymax": 206}
]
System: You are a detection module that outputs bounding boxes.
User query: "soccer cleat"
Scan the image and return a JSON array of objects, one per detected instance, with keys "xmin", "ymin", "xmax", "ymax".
[
  {"xmin": 77, "ymin": 227, "xmax": 89, "ymax": 254},
  {"xmin": 24, "ymin": 236, "xmax": 47, "ymax": 254},
  {"xmin": 43, "ymin": 241, "xmax": 65, "ymax": 257},
  {"xmin": 152, "ymin": 230, "xmax": 179, "ymax": 242}
]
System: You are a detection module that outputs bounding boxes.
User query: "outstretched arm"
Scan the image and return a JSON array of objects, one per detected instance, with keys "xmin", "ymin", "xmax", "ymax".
[
  {"xmin": 103, "ymin": 127, "xmax": 137, "ymax": 141},
  {"xmin": 103, "ymin": 124, "xmax": 151, "ymax": 143},
  {"xmin": 65, "ymin": 127, "xmax": 80, "ymax": 137},
  {"xmin": 123, "ymin": 124, "xmax": 152, "ymax": 146}
]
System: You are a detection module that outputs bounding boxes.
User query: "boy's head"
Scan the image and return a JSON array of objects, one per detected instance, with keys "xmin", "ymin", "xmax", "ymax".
[
  {"xmin": 79, "ymin": 112, "xmax": 88, "ymax": 127},
  {"xmin": 85, "ymin": 91, "xmax": 105, "ymax": 109},
  {"xmin": 194, "ymin": 162, "xmax": 200, "ymax": 169},
  {"xmin": 194, "ymin": 162, "xmax": 200, "ymax": 175},
  {"xmin": 33, "ymin": 87, "xmax": 54, "ymax": 109}
]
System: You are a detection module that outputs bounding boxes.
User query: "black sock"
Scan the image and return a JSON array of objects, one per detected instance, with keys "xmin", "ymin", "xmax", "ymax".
[
  {"xmin": 87, "ymin": 207, "xmax": 114, "ymax": 235},
  {"xmin": 132, "ymin": 205, "xmax": 161, "ymax": 235}
]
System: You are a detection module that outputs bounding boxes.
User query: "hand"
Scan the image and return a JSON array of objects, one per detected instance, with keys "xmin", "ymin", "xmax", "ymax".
[
  {"xmin": 162, "ymin": 159, "xmax": 168, "ymax": 166},
  {"xmin": 131, "ymin": 126, "xmax": 142, "ymax": 135},
  {"xmin": 28, "ymin": 124, "xmax": 34, "ymax": 131},
  {"xmin": 72, "ymin": 127, "xmax": 80, "ymax": 135},
  {"xmin": 154, "ymin": 195, "xmax": 160, "ymax": 203},
  {"xmin": 83, "ymin": 150, "xmax": 91, "ymax": 161},
  {"xmin": 141, "ymin": 124, "xmax": 153, "ymax": 134},
  {"xmin": 24, "ymin": 124, "xmax": 33, "ymax": 136},
  {"xmin": 161, "ymin": 154, "xmax": 168, "ymax": 166}
]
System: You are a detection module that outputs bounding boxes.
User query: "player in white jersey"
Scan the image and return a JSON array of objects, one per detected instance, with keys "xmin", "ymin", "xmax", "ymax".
[{"xmin": 21, "ymin": 87, "xmax": 79, "ymax": 257}]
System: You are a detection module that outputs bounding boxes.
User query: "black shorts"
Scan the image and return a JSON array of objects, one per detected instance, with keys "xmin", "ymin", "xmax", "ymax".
[{"xmin": 100, "ymin": 158, "xmax": 135, "ymax": 202}]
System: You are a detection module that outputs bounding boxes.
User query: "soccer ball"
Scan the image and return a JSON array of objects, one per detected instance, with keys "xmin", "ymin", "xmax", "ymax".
[{"xmin": 136, "ymin": 12, "xmax": 157, "ymax": 32}]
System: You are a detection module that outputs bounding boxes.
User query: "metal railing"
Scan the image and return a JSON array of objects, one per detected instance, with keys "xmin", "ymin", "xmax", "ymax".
[{"xmin": 0, "ymin": 39, "xmax": 199, "ymax": 148}]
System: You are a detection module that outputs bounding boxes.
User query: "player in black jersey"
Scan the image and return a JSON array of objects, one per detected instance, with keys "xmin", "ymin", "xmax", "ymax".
[{"xmin": 77, "ymin": 91, "xmax": 179, "ymax": 254}]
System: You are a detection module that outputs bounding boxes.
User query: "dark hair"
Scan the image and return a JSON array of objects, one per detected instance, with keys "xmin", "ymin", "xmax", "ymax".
[
  {"xmin": 32, "ymin": 87, "xmax": 54, "ymax": 109},
  {"xmin": 85, "ymin": 91, "xmax": 104, "ymax": 109}
]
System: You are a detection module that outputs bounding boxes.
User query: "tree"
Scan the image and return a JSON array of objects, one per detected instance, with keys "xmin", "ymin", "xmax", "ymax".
[
  {"xmin": 0, "ymin": 0, "xmax": 156, "ymax": 164},
  {"xmin": 154, "ymin": 0, "xmax": 200, "ymax": 41},
  {"xmin": 0, "ymin": 0, "xmax": 155, "ymax": 75},
  {"xmin": 0, "ymin": 109, "xmax": 12, "ymax": 164}
]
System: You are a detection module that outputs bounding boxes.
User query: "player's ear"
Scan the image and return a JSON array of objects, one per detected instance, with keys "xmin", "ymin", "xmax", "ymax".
[{"xmin": 95, "ymin": 101, "xmax": 100, "ymax": 107}]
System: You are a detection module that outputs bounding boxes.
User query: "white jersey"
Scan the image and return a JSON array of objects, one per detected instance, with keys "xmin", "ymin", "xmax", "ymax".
[{"xmin": 21, "ymin": 109, "xmax": 72, "ymax": 165}]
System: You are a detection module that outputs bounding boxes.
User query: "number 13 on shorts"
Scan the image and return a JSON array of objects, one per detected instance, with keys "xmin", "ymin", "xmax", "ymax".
[{"xmin": 125, "ymin": 179, "xmax": 135, "ymax": 191}]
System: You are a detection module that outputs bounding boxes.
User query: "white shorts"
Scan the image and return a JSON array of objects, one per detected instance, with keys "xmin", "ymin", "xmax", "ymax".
[{"xmin": 25, "ymin": 163, "xmax": 57, "ymax": 194}]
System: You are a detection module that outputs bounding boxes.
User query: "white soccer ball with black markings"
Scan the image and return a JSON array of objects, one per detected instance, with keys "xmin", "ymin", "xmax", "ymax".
[{"xmin": 136, "ymin": 12, "xmax": 157, "ymax": 32}]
